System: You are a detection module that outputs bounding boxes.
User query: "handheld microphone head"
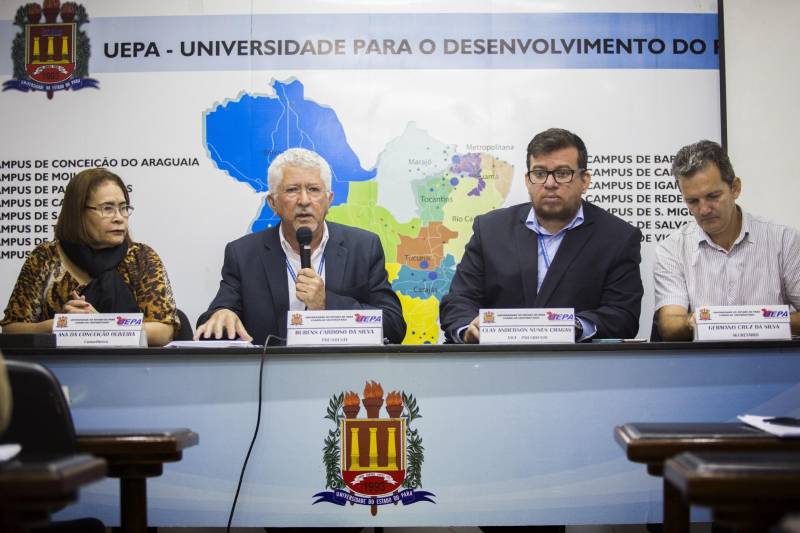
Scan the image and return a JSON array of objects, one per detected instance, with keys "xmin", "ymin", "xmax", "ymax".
[{"xmin": 296, "ymin": 226, "xmax": 313, "ymax": 269}]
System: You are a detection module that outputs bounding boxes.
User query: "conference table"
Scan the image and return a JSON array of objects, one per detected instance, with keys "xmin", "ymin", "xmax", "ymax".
[{"xmin": 4, "ymin": 340, "xmax": 799, "ymax": 528}]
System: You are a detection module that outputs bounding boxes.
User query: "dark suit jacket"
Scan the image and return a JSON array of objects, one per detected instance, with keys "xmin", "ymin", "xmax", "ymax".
[
  {"xmin": 198, "ymin": 222, "xmax": 406, "ymax": 345},
  {"xmin": 440, "ymin": 201, "xmax": 643, "ymax": 342}
]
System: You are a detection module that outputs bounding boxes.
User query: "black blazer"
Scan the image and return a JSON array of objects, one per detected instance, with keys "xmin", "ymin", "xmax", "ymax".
[
  {"xmin": 439, "ymin": 201, "xmax": 643, "ymax": 342},
  {"xmin": 198, "ymin": 222, "xmax": 406, "ymax": 345}
]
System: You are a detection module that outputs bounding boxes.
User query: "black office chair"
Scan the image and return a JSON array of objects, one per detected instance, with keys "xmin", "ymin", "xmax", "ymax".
[
  {"xmin": 175, "ymin": 308, "xmax": 194, "ymax": 341},
  {"xmin": 1, "ymin": 360, "xmax": 105, "ymax": 532},
  {"xmin": 1, "ymin": 360, "xmax": 75, "ymax": 459}
]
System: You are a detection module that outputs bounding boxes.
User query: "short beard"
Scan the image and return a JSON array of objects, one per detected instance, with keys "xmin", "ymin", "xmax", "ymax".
[{"xmin": 533, "ymin": 198, "xmax": 582, "ymax": 226}]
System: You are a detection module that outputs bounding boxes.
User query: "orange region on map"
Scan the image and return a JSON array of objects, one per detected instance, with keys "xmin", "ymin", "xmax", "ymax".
[{"xmin": 395, "ymin": 222, "xmax": 458, "ymax": 270}]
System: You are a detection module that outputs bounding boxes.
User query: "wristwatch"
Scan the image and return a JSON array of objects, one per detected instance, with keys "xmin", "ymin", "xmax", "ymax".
[{"xmin": 574, "ymin": 317, "xmax": 584, "ymax": 341}]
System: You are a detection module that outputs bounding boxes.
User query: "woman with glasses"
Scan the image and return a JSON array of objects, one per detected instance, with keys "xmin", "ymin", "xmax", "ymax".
[{"xmin": 0, "ymin": 168, "xmax": 178, "ymax": 346}]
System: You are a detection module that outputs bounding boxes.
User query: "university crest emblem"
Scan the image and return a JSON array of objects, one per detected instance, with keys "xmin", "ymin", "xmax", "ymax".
[
  {"xmin": 4, "ymin": 1, "xmax": 99, "ymax": 99},
  {"xmin": 313, "ymin": 380, "xmax": 435, "ymax": 515},
  {"xmin": 698, "ymin": 307, "xmax": 711, "ymax": 321}
]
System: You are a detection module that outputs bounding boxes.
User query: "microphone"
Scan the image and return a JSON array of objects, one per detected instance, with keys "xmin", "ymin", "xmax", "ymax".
[{"xmin": 296, "ymin": 226, "xmax": 313, "ymax": 270}]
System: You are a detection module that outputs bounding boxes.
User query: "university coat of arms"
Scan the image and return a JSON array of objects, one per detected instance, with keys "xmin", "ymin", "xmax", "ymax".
[
  {"xmin": 313, "ymin": 381, "xmax": 435, "ymax": 515},
  {"xmin": 4, "ymin": 1, "xmax": 99, "ymax": 99}
]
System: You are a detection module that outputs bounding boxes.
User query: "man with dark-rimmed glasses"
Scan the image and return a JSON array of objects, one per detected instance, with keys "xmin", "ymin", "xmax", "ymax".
[{"xmin": 440, "ymin": 127, "xmax": 644, "ymax": 343}]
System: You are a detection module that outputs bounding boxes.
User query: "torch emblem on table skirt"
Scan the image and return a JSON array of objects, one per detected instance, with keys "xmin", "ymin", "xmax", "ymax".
[{"xmin": 314, "ymin": 380, "xmax": 435, "ymax": 515}]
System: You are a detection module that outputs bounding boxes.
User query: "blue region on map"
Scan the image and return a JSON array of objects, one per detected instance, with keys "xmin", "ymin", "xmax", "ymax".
[
  {"xmin": 205, "ymin": 79, "xmax": 376, "ymax": 231},
  {"xmin": 392, "ymin": 255, "xmax": 457, "ymax": 302}
]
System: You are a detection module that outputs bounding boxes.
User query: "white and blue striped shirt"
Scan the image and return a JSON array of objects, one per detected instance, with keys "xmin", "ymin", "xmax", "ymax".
[{"xmin": 654, "ymin": 209, "xmax": 800, "ymax": 312}]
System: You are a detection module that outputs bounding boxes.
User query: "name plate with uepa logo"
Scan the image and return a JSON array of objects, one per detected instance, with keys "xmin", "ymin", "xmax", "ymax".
[
  {"xmin": 52, "ymin": 313, "xmax": 146, "ymax": 347},
  {"xmin": 286, "ymin": 309, "xmax": 384, "ymax": 346},
  {"xmin": 479, "ymin": 308, "xmax": 575, "ymax": 344},
  {"xmin": 694, "ymin": 305, "xmax": 791, "ymax": 341}
]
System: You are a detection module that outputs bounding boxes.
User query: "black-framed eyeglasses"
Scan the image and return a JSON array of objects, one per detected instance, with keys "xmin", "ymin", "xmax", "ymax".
[
  {"xmin": 526, "ymin": 168, "xmax": 584, "ymax": 185},
  {"xmin": 85, "ymin": 204, "xmax": 135, "ymax": 218}
]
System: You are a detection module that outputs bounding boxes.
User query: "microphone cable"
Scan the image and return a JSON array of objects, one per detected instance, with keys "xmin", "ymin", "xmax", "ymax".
[{"xmin": 226, "ymin": 334, "xmax": 285, "ymax": 532}]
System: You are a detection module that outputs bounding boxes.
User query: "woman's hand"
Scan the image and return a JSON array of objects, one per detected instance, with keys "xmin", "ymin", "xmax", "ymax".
[{"xmin": 62, "ymin": 290, "xmax": 96, "ymax": 314}]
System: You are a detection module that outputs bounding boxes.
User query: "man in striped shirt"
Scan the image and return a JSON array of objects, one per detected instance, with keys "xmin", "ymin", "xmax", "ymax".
[{"xmin": 654, "ymin": 140, "xmax": 800, "ymax": 340}]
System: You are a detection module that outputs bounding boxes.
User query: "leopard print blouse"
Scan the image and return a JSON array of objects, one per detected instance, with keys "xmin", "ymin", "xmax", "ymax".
[{"xmin": 1, "ymin": 240, "xmax": 179, "ymax": 332}]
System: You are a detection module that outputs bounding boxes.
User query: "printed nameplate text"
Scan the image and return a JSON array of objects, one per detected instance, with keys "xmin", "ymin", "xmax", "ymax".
[
  {"xmin": 694, "ymin": 305, "xmax": 791, "ymax": 341},
  {"xmin": 286, "ymin": 309, "xmax": 384, "ymax": 346},
  {"xmin": 52, "ymin": 313, "xmax": 146, "ymax": 347},
  {"xmin": 479, "ymin": 308, "xmax": 575, "ymax": 344}
]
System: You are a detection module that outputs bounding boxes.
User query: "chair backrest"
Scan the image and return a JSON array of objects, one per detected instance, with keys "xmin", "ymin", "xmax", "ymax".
[
  {"xmin": 175, "ymin": 308, "xmax": 194, "ymax": 341},
  {"xmin": 0, "ymin": 360, "xmax": 76, "ymax": 458}
]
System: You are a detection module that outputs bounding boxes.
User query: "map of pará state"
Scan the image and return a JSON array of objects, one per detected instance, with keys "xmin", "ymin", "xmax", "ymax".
[{"xmin": 205, "ymin": 79, "xmax": 514, "ymax": 344}]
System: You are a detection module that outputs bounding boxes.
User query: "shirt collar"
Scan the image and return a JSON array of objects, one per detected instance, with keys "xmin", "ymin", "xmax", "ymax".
[
  {"xmin": 739, "ymin": 209, "xmax": 753, "ymax": 244},
  {"xmin": 525, "ymin": 204, "xmax": 585, "ymax": 236},
  {"xmin": 694, "ymin": 205, "xmax": 750, "ymax": 250},
  {"xmin": 279, "ymin": 222, "xmax": 329, "ymax": 261}
]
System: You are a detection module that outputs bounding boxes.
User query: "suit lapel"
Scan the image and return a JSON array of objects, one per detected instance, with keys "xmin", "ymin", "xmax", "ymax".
[
  {"xmin": 534, "ymin": 203, "xmax": 595, "ymax": 306},
  {"xmin": 261, "ymin": 227, "xmax": 290, "ymax": 314},
  {"xmin": 323, "ymin": 223, "xmax": 348, "ymax": 292},
  {"xmin": 514, "ymin": 207, "xmax": 539, "ymax": 306}
]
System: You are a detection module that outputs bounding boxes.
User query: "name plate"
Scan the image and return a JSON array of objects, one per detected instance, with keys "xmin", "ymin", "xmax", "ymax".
[
  {"xmin": 52, "ymin": 313, "xmax": 146, "ymax": 347},
  {"xmin": 286, "ymin": 309, "xmax": 384, "ymax": 346},
  {"xmin": 479, "ymin": 308, "xmax": 575, "ymax": 344},
  {"xmin": 694, "ymin": 305, "xmax": 791, "ymax": 341}
]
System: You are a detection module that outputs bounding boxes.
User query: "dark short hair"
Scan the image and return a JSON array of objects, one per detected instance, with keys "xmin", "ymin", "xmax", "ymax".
[
  {"xmin": 55, "ymin": 168, "xmax": 131, "ymax": 245},
  {"xmin": 526, "ymin": 128, "xmax": 588, "ymax": 171},
  {"xmin": 671, "ymin": 140, "xmax": 736, "ymax": 186}
]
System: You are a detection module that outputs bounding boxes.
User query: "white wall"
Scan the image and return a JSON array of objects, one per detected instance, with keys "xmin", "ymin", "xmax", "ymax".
[{"xmin": 725, "ymin": 0, "xmax": 800, "ymax": 223}]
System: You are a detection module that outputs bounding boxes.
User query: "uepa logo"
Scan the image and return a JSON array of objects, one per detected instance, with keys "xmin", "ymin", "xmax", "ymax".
[
  {"xmin": 354, "ymin": 313, "xmax": 382, "ymax": 323},
  {"xmin": 314, "ymin": 380, "xmax": 435, "ymax": 516},
  {"xmin": 116, "ymin": 316, "xmax": 142, "ymax": 326},
  {"xmin": 546, "ymin": 311, "xmax": 574, "ymax": 321},
  {"xmin": 761, "ymin": 308, "xmax": 789, "ymax": 318},
  {"xmin": 3, "ymin": 1, "xmax": 100, "ymax": 99}
]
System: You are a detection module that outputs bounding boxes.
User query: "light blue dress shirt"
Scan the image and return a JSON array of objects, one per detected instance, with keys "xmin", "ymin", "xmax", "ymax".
[{"xmin": 524, "ymin": 205, "xmax": 596, "ymax": 341}]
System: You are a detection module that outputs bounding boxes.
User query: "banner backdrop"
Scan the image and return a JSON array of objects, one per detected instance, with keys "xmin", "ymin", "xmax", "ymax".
[{"xmin": 0, "ymin": 0, "xmax": 721, "ymax": 342}]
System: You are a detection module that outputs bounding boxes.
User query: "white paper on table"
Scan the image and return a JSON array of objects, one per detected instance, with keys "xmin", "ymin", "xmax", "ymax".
[
  {"xmin": 0, "ymin": 443, "xmax": 21, "ymax": 461},
  {"xmin": 165, "ymin": 340, "xmax": 255, "ymax": 348},
  {"xmin": 738, "ymin": 414, "xmax": 800, "ymax": 438}
]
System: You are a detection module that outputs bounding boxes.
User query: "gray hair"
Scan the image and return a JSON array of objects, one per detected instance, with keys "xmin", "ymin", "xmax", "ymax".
[
  {"xmin": 267, "ymin": 148, "xmax": 332, "ymax": 193},
  {"xmin": 671, "ymin": 140, "xmax": 736, "ymax": 186}
]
